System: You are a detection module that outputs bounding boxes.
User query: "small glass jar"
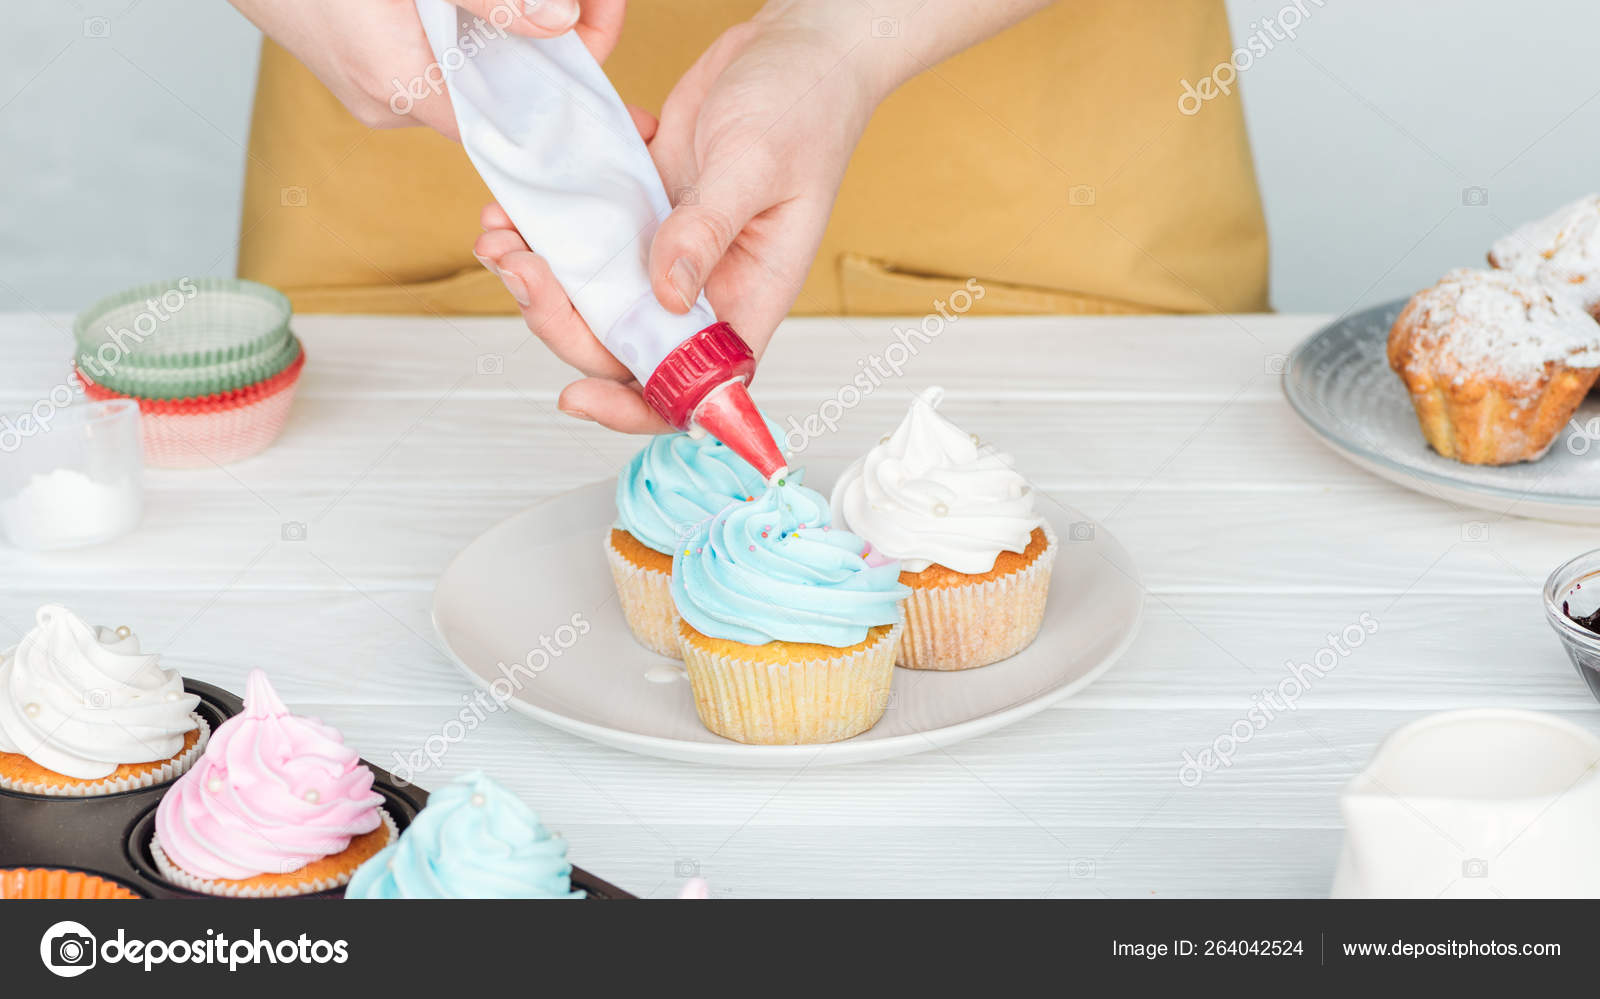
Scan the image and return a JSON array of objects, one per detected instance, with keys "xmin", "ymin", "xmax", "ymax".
[
  {"xmin": 1543, "ymin": 549, "xmax": 1600, "ymax": 704},
  {"xmin": 0, "ymin": 399, "xmax": 144, "ymax": 550}
]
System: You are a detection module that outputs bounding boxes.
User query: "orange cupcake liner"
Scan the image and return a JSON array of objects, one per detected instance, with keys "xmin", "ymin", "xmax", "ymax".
[{"xmin": 1, "ymin": 868, "xmax": 141, "ymax": 900}]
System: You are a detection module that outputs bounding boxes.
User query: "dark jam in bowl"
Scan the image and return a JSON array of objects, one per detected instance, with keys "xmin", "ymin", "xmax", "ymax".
[{"xmin": 1564, "ymin": 581, "xmax": 1600, "ymax": 636}]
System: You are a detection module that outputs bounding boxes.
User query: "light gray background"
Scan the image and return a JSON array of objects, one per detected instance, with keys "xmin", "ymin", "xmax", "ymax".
[{"xmin": 2, "ymin": 0, "xmax": 1596, "ymax": 315}]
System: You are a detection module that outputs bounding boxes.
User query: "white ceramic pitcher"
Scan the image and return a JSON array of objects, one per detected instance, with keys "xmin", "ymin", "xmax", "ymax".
[{"xmin": 1332, "ymin": 709, "xmax": 1600, "ymax": 898}]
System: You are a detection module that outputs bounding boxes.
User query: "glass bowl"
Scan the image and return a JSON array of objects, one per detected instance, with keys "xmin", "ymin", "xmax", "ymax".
[{"xmin": 1543, "ymin": 549, "xmax": 1600, "ymax": 703}]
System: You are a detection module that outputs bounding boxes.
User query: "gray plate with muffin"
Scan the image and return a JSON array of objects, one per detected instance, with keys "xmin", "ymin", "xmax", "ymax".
[{"xmin": 1285, "ymin": 298, "xmax": 1600, "ymax": 524}]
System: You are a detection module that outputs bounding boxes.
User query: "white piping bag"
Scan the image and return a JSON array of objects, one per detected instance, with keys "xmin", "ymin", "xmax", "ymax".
[{"xmin": 415, "ymin": 2, "xmax": 786, "ymax": 478}]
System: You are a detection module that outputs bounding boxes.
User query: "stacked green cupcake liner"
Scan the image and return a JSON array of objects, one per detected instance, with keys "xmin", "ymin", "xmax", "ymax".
[{"xmin": 74, "ymin": 278, "xmax": 301, "ymax": 400}]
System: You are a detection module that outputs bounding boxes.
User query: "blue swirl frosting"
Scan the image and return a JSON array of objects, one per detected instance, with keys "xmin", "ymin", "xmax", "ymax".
[
  {"xmin": 670, "ymin": 475, "xmax": 909, "ymax": 647},
  {"xmin": 344, "ymin": 772, "xmax": 583, "ymax": 899},
  {"xmin": 615, "ymin": 418, "xmax": 784, "ymax": 554}
]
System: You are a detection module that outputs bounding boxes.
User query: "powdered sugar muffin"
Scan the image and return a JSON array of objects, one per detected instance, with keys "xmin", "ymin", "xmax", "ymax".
[
  {"xmin": 1388, "ymin": 268, "xmax": 1600, "ymax": 465},
  {"xmin": 1489, "ymin": 195, "xmax": 1600, "ymax": 318}
]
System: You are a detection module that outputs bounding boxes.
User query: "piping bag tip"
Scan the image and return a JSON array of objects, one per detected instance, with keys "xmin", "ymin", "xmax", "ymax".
[{"xmin": 693, "ymin": 380, "xmax": 787, "ymax": 481}]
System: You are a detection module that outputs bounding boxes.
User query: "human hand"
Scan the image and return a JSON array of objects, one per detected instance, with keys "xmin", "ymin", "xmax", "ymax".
[
  {"xmin": 226, "ymin": 0, "xmax": 625, "ymax": 139},
  {"xmin": 475, "ymin": 10, "xmax": 887, "ymax": 432}
]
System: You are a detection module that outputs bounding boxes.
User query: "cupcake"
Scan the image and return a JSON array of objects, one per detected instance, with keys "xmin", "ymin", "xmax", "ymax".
[
  {"xmin": 345, "ymin": 771, "xmax": 583, "ymax": 899},
  {"xmin": 831, "ymin": 387, "xmax": 1056, "ymax": 671},
  {"xmin": 1388, "ymin": 268, "xmax": 1600, "ymax": 465},
  {"xmin": 670, "ymin": 475, "xmax": 908, "ymax": 744},
  {"xmin": 152, "ymin": 670, "xmax": 394, "ymax": 897},
  {"xmin": 1490, "ymin": 195, "xmax": 1600, "ymax": 318},
  {"xmin": 0, "ymin": 605, "xmax": 207, "ymax": 796},
  {"xmin": 1, "ymin": 868, "xmax": 141, "ymax": 900},
  {"xmin": 608, "ymin": 420, "xmax": 783, "ymax": 658}
]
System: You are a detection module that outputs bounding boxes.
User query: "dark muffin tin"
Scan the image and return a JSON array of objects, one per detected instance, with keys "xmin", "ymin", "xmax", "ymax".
[{"xmin": 0, "ymin": 679, "xmax": 632, "ymax": 899}]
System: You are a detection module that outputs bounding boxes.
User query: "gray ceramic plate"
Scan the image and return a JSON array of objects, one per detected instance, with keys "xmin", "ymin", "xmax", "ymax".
[{"xmin": 1284, "ymin": 300, "xmax": 1600, "ymax": 523}]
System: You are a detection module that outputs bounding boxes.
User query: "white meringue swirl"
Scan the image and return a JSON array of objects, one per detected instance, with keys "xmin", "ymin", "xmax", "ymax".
[
  {"xmin": 0, "ymin": 604, "xmax": 199, "ymax": 779},
  {"xmin": 830, "ymin": 387, "xmax": 1042, "ymax": 574}
]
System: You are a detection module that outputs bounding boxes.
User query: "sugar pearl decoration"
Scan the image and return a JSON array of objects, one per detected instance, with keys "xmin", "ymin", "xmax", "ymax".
[
  {"xmin": 207, "ymin": 776, "xmax": 224, "ymax": 793},
  {"xmin": 932, "ymin": 502, "xmax": 950, "ymax": 517},
  {"xmin": 115, "ymin": 625, "xmax": 131, "ymax": 639},
  {"xmin": 165, "ymin": 691, "xmax": 180, "ymax": 702},
  {"xmin": 471, "ymin": 793, "xmax": 487, "ymax": 807},
  {"xmin": 22, "ymin": 702, "xmax": 40, "ymax": 718},
  {"xmin": 303, "ymin": 789, "xmax": 320, "ymax": 804}
]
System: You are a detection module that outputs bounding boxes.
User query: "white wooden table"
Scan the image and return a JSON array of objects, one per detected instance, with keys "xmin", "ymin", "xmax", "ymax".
[{"xmin": 4, "ymin": 310, "xmax": 1596, "ymax": 898}]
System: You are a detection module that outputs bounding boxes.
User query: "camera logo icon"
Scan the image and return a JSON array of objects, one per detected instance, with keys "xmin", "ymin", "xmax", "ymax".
[
  {"xmin": 1068, "ymin": 184, "xmax": 1096, "ymax": 207},
  {"xmin": 280, "ymin": 186, "xmax": 309, "ymax": 207},
  {"xmin": 40, "ymin": 920, "xmax": 97, "ymax": 977},
  {"xmin": 1461, "ymin": 186, "xmax": 1489, "ymax": 207},
  {"xmin": 1462, "ymin": 858, "xmax": 1489, "ymax": 878},
  {"xmin": 476, "ymin": 353, "xmax": 504, "ymax": 375},
  {"xmin": 674, "ymin": 859, "xmax": 700, "ymax": 878},
  {"xmin": 1068, "ymin": 521, "xmax": 1096, "ymax": 542},
  {"xmin": 281, "ymin": 521, "xmax": 308, "ymax": 542},
  {"xmin": 869, "ymin": 16, "xmax": 899, "ymax": 37},
  {"xmin": 83, "ymin": 17, "xmax": 111, "ymax": 37}
]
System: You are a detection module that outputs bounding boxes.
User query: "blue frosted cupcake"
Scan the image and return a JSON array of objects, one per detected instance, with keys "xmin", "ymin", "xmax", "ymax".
[
  {"xmin": 344, "ymin": 772, "xmax": 582, "ymax": 899},
  {"xmin": 608, "ymin": 422, "xmax": 782, "ymax": 658},
  {"xmin": 671, "ymin": 474, "xmax": 909, "ymax": 744}
]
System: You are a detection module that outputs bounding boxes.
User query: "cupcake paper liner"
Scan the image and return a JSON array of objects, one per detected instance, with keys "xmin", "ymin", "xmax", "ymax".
[
  {"xmin": 897, "ymin": 526, "xmax": 1058, "ymax": 671},
  {"xmin": 74, "ymin": 277, "xmax": 292, "ymax": 371},
  {"xmin": 605, "ymin": 532, "xmax": 683, "ymax": 659},
  {"xmin": 77, "ymin": 350, "xmax": 305, "ymax": 468},
  {"xmin": 678, "ymin": 623, "xmax": 900, "ymax": 744},
  {"xmin": 1, "ymin": 868, "xmax": 142, "ymax": 900},
  {"xmin": 90, "ymin": 335, "xmax": 303, "ymax": 401},
  {"xmin": 0, "ymin": 712, "xmax": 210, "ymax": 798},
  {"xmin": 150, "ymin": 808, "xmax": 398, "ymax": 898}
]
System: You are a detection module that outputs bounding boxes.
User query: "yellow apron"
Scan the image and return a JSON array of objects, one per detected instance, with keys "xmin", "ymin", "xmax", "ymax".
[{"xmin": 238, "ymin": 1, "xmax": 1268, "ymax": 316}]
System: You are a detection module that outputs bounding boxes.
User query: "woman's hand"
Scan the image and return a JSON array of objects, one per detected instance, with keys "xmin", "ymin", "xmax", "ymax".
[
  {"xmin": 476, "ymin": 0, "xmax": 1051, "ymax": 432},
  {"xmin": 226, "ymin": 0, "xmax": 625, "ymax": 139},
  {"xmin": 476, "ymin": 10, "xmax": 888, "ymax": 432}
]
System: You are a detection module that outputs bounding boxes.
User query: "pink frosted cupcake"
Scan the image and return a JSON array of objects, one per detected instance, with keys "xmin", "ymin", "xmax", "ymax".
[{"xmin": 151, "ymin": 670, "xmax": 394, "ymax": 897}]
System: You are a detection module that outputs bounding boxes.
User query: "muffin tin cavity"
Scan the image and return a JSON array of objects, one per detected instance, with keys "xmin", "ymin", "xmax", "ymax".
[{"xmin": 0, "ymin": 679, "xmax": 632, "ymax": 899}]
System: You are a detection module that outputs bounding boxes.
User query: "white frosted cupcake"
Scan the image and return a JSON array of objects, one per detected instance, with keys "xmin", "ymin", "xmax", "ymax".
[
  {"xmin": 831, "ymin": 387, "xmax": 1056, "ymax": 671},
  {"xmin": 0, "ymin": 605, "xmax": 207, "ymax": 796}
]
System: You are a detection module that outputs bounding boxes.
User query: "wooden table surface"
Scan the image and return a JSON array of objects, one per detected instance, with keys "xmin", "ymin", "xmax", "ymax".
[{"xmin": 4, "ymin": 309, "xmax": 1595, "ymax": 898}]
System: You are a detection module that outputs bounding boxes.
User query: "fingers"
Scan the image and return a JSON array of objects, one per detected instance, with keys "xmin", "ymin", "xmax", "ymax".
[
  {"xmin": 480, "ymin": 201, "xmax": 516, "ymax": 233},
  {"xmin": 626, "ymin": 104, "xmax": 659, "ymax": 143},
  {"xmin": 453, "ymin": 0, "xmax": 580, "ymax": 37},
  {"xmin": 648, "ymin": 184, "xmax": 768, "ymax": 315},
  {"xmin": 472, "ymin": 236, "xmax": 634, "ymax": 381},
  {"xmin": 558, "ymin": 378, "xmax": 675, "ymax": 434},
  {"xmin": 572, "ymin": 0, "xmax": 628, "ymax": 63}
]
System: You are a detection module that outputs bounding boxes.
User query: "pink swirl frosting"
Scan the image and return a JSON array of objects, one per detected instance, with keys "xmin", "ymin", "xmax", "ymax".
[{"xmin": 154, "ymin": 670, "xmax": 382, "ymax": 881}]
